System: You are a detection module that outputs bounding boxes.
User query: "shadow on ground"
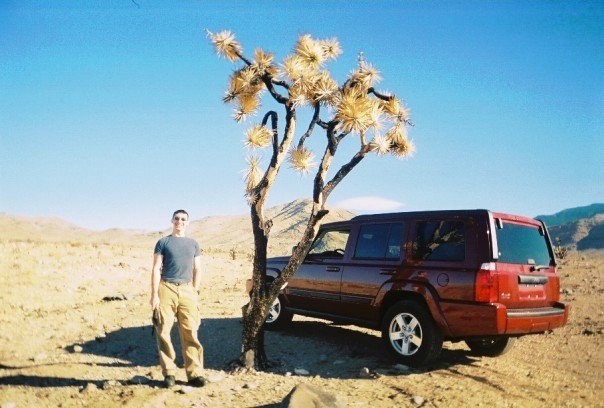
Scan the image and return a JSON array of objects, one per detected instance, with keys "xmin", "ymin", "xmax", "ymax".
[{"xmin": 0, "ymin": 316, "xmax": 480, "ymax": 388}]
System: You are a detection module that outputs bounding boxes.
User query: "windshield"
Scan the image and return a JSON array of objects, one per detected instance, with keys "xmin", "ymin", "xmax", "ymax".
[{"xmin": 496, "ymin": 222, "xmax": 553, "ymax": 265}]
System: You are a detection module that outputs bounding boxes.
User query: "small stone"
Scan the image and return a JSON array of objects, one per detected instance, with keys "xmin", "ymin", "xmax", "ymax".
[
  {"xmin": 178, "ymin": 386, "xmax": 194, "ymax": 394},
  {"xmin": 412, "ymin": 395, "xmax": 425, "ymax": 406},
  {"xmin": 129, "ymin": 375, "xmax": 150, "ymax": 385},
  {"xmin": 206, "ymin": 372, "xmax": 225, "ymax": 383},
  {"xmin": 294, "ymin": 368, "xmax": 310, "ymax": 376},
  {"xmin": 243, "ymin": 382, "xmax": 259, "ymax": 389},
  {"xmin": 33, "ymin": 353, "xmax": 48, "ymax": 362},
  {"xmin": 73, "ymin": 345, "xmax": 83, "ymax": 353},
  {"xmin": 358, "ymin": 367, "xmax": 373, "ymax": 379},
  {"xmin": 394, "ymin": 363, "xmax": 410, "ymax": 372},
  {"xmin": 81, "ymin": 383, "xmax": 98, "ymax": 394},
  {"xmin": 101, "ymin": 380, "xmax": 120, "ymax": 389}
]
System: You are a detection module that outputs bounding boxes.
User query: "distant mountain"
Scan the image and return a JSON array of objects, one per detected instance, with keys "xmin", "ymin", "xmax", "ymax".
[
  {"xmin": 547, "ymin": 214, "xmax": 604, "ymax": 251},
  {"xmin": 3, "ymin": 201, "xmax": 601, "ymax": 252},
  {"xmin": 536, "ymin": 203, "xmax": 604, "ymax": 227},
  {"xmin": 187, "ymin": 198, "xmax": 354, "ymax": 255},
  {"xmin": 535, "ymin": 204, "xmax": 603, "ymax": 251}
]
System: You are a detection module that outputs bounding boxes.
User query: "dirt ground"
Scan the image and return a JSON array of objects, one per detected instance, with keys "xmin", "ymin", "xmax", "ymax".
[{"xmin": 0, "ymin": 238, "xmax": 602, "ymax": 407}]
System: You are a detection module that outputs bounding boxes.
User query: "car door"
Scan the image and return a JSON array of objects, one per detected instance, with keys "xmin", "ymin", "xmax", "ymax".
[
  {"xmin": 339, "ymin": 222, "xmax": 404, "ymax": 322},
  {"xmin": 285, "ymin": 226, "xmax": 351, "ymax": 315}
]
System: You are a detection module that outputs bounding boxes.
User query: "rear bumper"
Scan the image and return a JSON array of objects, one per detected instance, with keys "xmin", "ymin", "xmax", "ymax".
[
  {"xmin": 440, "ymin": 301, "xmax": 569, "ymax": 337},
  {"xmin": 504, "ymin": 302, "xmax": 569, "ymax": 334}
]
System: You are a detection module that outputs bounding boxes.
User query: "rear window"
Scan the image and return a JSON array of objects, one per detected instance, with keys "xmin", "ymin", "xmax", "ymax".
[
  {"xmin": 412, "ymin": 220, "xmax": 465, "ymax": 262},
  {"xmin": 354, "ymin": 223, "xmax": 404, "ymax": 260},
  {"xmin": 496, "ymin": 222, "xmax": 553, "ymax": 265}
]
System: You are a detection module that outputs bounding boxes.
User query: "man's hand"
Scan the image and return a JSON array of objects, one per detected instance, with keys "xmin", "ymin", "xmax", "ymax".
[{"xmin": 150, "ymin": 293, "xmax": 160, "ymax": 310}]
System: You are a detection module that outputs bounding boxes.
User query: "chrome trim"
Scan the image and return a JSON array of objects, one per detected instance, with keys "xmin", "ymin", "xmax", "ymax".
[
  {"xmin": 518, "ymin": 275, "xmax": 548, "ymax": 285},
  {"xmin": 507, "ymin": 307, "xmax": 565, "ymax": 318},
  {"xmin": 487, "ymin": 211, "xmax": 499, "ymax": 260}
]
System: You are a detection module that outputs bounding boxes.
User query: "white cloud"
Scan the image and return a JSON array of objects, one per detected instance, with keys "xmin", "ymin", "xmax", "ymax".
[{"xmin": 335, "ymin": 196, "xmax": 404, "ymax": 213}]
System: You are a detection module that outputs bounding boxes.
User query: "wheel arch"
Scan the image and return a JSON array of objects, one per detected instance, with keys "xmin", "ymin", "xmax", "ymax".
[{"xmin": 379, "ymin": 284, "xmax": 452, "ymax": 337}]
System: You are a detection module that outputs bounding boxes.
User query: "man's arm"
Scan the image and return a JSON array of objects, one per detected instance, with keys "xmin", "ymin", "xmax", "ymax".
[
  {"xmin": 192, "ymin": 255, "xmax": 202, "ymax": 292},
  {"xmin": 150, "ymin": 253, "xmax": 163, "ymax": 309}
]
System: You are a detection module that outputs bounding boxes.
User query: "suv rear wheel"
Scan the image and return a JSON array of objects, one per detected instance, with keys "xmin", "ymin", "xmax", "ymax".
[
  {"xmin": 264, "ymin": 295, "xmax": 293, "ymax": 330},
  {"xmin": 465, "ymin": 336, "xmax": 516, "ymax": 356},
  {"xmin": 381, "ymin": 300, "xmax": 443, "ymax": 366}
]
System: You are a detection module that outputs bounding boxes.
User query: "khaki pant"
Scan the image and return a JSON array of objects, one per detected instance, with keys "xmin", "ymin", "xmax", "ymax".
[{"xmin": 156, "ymin": 281, "xmax": 204, "ymax": 379}]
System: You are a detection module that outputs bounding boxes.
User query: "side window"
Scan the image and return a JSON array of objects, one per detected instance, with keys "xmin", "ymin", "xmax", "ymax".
[
  {"xmin": 354, "ymin": 223, "xmax": 404, "ymax": 260},
  {"xmin": 308, "ymin": 228, "xmax": 350, "ymax": 258},
  {"xmin": 412, "ymin": 220, "xmax": 465, "ymax": 262}
]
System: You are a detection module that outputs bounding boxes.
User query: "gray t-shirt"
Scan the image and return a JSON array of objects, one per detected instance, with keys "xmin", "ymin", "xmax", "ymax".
[{"xmin": 154, "ymin": 235, "xmax": 201, "ymax": 284}]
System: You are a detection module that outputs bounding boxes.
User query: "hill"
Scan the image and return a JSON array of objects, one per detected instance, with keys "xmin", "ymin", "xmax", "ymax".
[
  {"xmin": 547, "ymin": 214, "xmax": 604, "ymax": 250},
  {"xmin": 536, "ymin": 203, "xmax": 604, "ymax": 227},
  {"xmin": 535, "ymin": 203, "xmax": 604, "ymax": 250},
  {"xmin": 2, "ymin": 201, "xmax": 601, "ymax": 252},
  {"xmin": 0, "ymin": 199, "xmax": 355, "ymax": 256},
  {"xmin": 186, "ymin": 198, "xmax": 355, "ymax": 256}
]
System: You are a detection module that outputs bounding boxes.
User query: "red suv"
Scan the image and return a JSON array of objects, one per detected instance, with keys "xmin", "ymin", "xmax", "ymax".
[{"xmin": 261, "ymin": 210, "xmax": 569, "ymax": 366}]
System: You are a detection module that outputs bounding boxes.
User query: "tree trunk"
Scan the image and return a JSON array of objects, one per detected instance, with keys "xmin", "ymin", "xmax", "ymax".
[{"xmin": 239, "ymin": 199, "xmax": 272, "ymax": 370}]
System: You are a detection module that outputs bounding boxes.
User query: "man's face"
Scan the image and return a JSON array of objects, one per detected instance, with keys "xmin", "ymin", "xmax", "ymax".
[{"xmin": 172, "ymin": 212, "xmax": 189, "ymax": 233}]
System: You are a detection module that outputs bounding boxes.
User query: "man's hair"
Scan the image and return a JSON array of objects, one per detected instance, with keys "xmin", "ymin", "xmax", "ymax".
[{"xmin": 172, "ymin": 209, "xmax": 189, "ymax": 219}]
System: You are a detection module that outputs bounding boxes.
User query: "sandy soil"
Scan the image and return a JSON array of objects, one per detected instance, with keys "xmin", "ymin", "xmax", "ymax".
[{"xmin": 0, "ymin": 238, "xmax": 602, "ymax": 407}]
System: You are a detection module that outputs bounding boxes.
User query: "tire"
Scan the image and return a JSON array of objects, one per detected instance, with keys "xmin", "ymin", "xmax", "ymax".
[
  {"xmin": 263, "ymin": 295, "xmax": 293, "ymax": 330},
  {"xmin": 465, "ymin": 336, "xmax": 516, "ymax": 357},
  {"xmin": 381, "ymin": 300, "xmax": 443, "ymax": 366}
]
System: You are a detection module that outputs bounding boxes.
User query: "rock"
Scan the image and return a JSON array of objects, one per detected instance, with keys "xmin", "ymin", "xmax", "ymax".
[
  {"xmin": 294, "ymin": 368, "xmax": 310, "ymax": 376},
  {"xmin": 32, "ymin": 353, "xmax": 47, "ymax": 362},
  {"xmin": 102, "ymin": 294, "xmax": 128, "ymax": 302},
  {"xmin": 359, "ymin": 367, "xmax": 372, "ymax": 379},
  {"xmin": 206, "ymin": 371, "xmax": 225, "ymax": 383},
  {"xmin": 73, "ymin": 345, "xmax": 83, "ymax": 353},
  {"xmin": 80, "ymin": 383, "xmax": 98, "ymax": 394},
  {"xmin": 129, "ymin": 375, "xmax": 150, "ymax": 385},
  {"xmin": 282, "ymin": 383, "xmax": 344, "ymax": 408},
  {"xmin": 394, "ymin": 363, "xmax": 410, "ymax": 372},
  {"xmin": 358, "ymin": 367, "xmax": 380, "ymax": 379},
  {"xmin": 412, "ymin": 395, "xmax": 425, "ymax": 406},
  {"xmin": 178, "ymin": 386, "xmax": 195, "ymax": 394},
  {"xmin": 101, "ymin": 380, "xmax": 120, "ymax": 389}
]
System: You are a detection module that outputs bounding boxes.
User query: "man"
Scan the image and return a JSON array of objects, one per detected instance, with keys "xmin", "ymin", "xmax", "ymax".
[{"xmin": 150, "ymin": 209, "xmax": 205, "ymax": 388}]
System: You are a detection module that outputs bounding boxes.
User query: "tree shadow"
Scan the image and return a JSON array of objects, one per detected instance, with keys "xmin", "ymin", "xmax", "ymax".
[{"xmin": 0, "ymin": 316, "xmax": 482, "ymax": 388}]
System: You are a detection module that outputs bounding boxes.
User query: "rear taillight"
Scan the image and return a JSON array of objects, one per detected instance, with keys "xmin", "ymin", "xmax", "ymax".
[{"xmin": 475, "ymin": 262, "xmax": 498, "ymax": 303}]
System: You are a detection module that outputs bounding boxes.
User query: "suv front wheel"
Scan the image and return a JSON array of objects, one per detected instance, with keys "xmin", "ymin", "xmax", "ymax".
[{"xmin": 381, "ymin": 300, "xmax": 443, "ymax": 366}]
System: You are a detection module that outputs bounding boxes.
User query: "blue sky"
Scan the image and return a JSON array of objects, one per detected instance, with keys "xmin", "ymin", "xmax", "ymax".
[{"xmin": 1, "ymin": 1, "xmax": 602, "ymax": 231}]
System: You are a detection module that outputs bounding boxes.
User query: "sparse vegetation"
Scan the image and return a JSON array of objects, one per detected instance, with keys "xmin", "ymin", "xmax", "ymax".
[{"xmin": 554, "ymin": 237, "xmax": 568, "ymax": 260}]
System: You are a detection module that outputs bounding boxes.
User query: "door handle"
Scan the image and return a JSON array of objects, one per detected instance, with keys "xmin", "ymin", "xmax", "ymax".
[{"xmin": 326, "ymin": 266, "xmax": 341, "ymax": 272}]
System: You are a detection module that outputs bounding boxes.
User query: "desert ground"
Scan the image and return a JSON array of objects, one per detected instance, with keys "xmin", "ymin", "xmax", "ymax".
[{"xmin": 0, "ymin": 233, "xmax": 602, "ymax": 407}]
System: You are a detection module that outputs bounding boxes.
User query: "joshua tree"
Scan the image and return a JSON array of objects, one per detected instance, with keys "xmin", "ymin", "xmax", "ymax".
[{"xmin": 208, "ymin": 30, "xmax": 414, "ymax": 370}]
